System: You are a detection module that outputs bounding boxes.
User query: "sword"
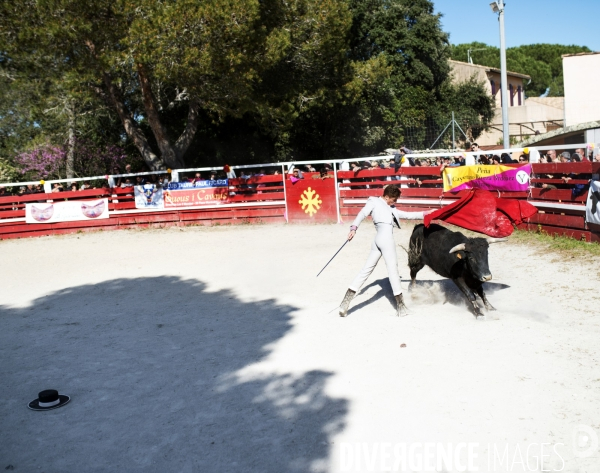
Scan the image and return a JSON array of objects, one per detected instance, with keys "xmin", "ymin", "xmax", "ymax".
[{"xmin": 316, "ymin": 239, "xmax": 350, "ymax": 277}]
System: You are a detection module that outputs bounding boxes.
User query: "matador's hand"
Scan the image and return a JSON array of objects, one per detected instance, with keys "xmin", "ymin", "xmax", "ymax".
[{"xmin": 347, "ymin": 230, "xmax": 356, "ymax": 241}]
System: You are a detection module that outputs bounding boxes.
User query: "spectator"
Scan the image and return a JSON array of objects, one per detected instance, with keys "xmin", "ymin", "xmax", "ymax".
[
  {"xmin": 69, "ymin": 183, "xmax": 78, "ymax": 192},
  {"xmin": 500, "ymin": 153, "xmax": 514, "ymax": 164},
  {"xmin": 571, "ymin": 153, "xmax": 581, "ymax": 163},
  {"xmin": 0, "ymin": 186, "xmax": 10, "ymax": 197},
  {"xmin": 313, "ymin": 168, "xmax": 333, "ymax": 180},
  {"xmin": 350, "ymin": 162, "xmax": 361, "ymax": 173},
  {"xmin": 190, "ymin": 172, "xmax": 203, "ymax": 183},
  {"xmin": 290, "ymin": 168, "xmax": 303, "ymax": 181},
  {"xmin": 559, "ymin": 151, "xmax": 571, "ymax": 163},
  {"xmin": 518, "ymin": 154, "xmax": 529, "ymax": 164},
  {"xmin": 121, "ymin": 178, "xmax": 133, "ymax": 188},
  {"xmin": 51, "ymin": 183, "xmax": 63, "ymax": 193},
  {"xmin": 135, "ymin": 175, "xmax": 146, "ymax": 186},
  {"xmin": 470, "ymin": 142, "xmax": 486, "ymax": 163},
  {"xmin": 574, "ymin": 148, "xmax": 588, "ymax": 161},
  {"xmin": 491, "ymin": 155, "xmax": 501, "ymax": 165},
  {"xmin": 545, "ymin": 150, "xmax": 557, "ymax": 162}
]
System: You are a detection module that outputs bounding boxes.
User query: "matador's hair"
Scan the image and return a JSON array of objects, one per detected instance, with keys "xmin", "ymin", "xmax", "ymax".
[{"xmin": 382, "ymin": 185, "xmax": 401, "ymax": 199}]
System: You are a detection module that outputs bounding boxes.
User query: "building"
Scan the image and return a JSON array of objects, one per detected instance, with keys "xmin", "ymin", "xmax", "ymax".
[
  {"xmin": 519, "ymin": 52, "xmax": 600, "ymax": 149},
  {"xmin": 449, "ymin": 60, "xmax": 566, "ymax": 146},
  {"xmin": 563, "ymin": 52, "xmax": 600, "ymax": 127}
]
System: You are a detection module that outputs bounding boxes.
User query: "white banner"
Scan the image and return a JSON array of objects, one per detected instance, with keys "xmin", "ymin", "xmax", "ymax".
[
  {"xmin": 586, "ymin": 180, "xmax": 600, "ymax": 225},
  {"xmin": 25, "ymin": 199, "xmax": 109, "ymax": 224},
  {"xmin": 134, "ymin": 185, "xmax": 164, "ymax": 209}
]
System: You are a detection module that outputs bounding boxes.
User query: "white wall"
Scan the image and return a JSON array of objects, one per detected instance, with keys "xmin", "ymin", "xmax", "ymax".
[{"xmin": 564, "ymin": 54, "xmax": 600, "ymax": 127}]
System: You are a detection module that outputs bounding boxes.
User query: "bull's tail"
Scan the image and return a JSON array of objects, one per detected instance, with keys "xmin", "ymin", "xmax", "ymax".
[{"xmin": 407, "ymin": 237, "xmax": 423, "ymax": 268}]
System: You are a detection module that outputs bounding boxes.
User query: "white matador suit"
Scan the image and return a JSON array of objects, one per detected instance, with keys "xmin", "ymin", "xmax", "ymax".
[{"xmin": 339, "ymin": 196, "xmax": 425, "ymax": 317}]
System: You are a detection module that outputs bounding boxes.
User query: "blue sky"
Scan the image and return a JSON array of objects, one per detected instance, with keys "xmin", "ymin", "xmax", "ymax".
[{"xmin": 436, "ymin": 0, "xmax": 600, "ymax": 50}]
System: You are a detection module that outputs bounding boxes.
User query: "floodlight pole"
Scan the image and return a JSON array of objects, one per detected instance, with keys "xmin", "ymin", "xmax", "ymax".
[{"xmin": 496, "ymin": 0, "xmax": 510, "ymax": 148}]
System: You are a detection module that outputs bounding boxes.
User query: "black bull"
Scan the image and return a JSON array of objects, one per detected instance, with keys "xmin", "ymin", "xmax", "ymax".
[{"xmin": 408, "ymin": 224, "xmax": 506, "ymax": 318}]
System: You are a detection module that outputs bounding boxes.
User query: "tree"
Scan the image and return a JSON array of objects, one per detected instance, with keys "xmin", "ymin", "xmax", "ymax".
[
  {"xmin": 283, "ymin": 0, "xmax": 494, "ymax": 156},
  {"xmin": 1, "ymin": 0, "xmax": 353, "ymax": 170}
]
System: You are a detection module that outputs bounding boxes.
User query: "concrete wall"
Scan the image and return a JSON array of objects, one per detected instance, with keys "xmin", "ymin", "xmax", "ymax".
[{"xmin": 564, "ymin": 53, "xmax": 600, "ymax": 127}]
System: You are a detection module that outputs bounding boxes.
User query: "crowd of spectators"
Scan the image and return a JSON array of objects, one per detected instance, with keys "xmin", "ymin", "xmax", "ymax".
[{"xmin": 1, "ymin": 147, "xmax": 598, "ymax": 200}]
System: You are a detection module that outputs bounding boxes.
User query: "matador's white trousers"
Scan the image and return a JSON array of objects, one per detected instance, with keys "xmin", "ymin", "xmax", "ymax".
[{"xmin": 348, "ymin": 223, "xmax": 402, "ymax": 296}]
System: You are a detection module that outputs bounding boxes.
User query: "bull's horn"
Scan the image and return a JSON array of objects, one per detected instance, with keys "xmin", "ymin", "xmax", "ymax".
[
  {"xmin": 449, "ymin": 243, "xmax": 466, "ymax": 254},
  {"xmin": 487, "ymin": 238, "xmax": 508, "ymax": 244}
]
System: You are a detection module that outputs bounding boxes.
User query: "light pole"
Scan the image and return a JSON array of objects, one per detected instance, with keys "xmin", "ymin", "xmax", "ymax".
[{"xmin": 490, "ymin": 1, "xmax": 509, "ymax": 148}]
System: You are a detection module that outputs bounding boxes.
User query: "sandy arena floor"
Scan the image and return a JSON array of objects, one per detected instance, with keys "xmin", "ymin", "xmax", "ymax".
[{"xmin": 1, "ymin": 223, "xmax": 599, "ymax": 472}]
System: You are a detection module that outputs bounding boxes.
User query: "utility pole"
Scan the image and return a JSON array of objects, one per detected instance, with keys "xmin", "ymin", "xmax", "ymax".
[
  {"xmin": 490, "ymin": 1, "xmax": 510, "ymax": 148},
  {"xmin": 452, "ymin": 111, "xmax": 455, "ymax": 150}
]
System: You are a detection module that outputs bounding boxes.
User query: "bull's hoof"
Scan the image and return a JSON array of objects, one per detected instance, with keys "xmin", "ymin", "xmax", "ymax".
[
  {"xmin": 484, "ymin": 304, "xmax": 496, "ymax": 311},
  {"xmin": 475, "ymin": 315, "xmax": 486, "ymax": 321}
]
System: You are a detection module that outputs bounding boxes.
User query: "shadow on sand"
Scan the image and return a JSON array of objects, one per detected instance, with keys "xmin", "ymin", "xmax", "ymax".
[
  {"xmin": 0, "ymin": 277, "xmax": 347, "ymax": 473},
  {"xmin": 348, "ymin": 277, "xmax": 510, "ymax": 315}
]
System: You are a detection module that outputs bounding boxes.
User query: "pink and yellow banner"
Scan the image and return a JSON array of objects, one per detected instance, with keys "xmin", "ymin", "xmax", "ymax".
[{"xmin": 443, "ymin": 164, "xmax": 531, "ymax": 192}]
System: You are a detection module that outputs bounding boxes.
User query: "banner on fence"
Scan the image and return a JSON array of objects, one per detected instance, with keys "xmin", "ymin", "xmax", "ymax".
[
  {"xmin": 586, "ymin": 180, "xmax": 600, "ymax": 225},
  {"xmin": 284, "ymin": 176, "xmax": 338, "ymax": 222},
  {"xmin": 443, "ymin": 164, "xmax": 531, "ymax": 192},
  {"xmin": 164, "ymin": 185, "xmax": 229, "ymax": 208},
  {"xmin": 26, "ymin": 198, "xmax": 109, "ymax": 224},
  {"xmin": 166, "ymin": 179, "xmax": 228, "ymax": 190},
  {"xmin": 134, "ymin": 185, "xmax": 164, "ymax": 209}
]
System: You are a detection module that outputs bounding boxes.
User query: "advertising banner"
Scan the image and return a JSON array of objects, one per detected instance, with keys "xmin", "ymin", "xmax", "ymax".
[
  {"xmin": 586, "ymin": 180, "xmax": 600, "ymax": 226},
  {"xmin": 134, "ymin": 184, "xmax": 164, "ymax": 209},
  {"xmin": 26, "ymin": 198, "xmax": 109, "ymax": 224},
  {"xmin": 166, "ymin": 179, "xmax": 228, "ymax": 190},
  {"xmin": 443, "ymin": 164, "xmax": 531, "ymax": 192},
  {"xmin": 164, "ymin": 181, "xmax": 229, "ymax": 208}
]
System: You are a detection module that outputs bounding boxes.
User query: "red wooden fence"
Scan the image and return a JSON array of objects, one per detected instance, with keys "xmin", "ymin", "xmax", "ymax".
[{"xmin": 1, "ymin": 162, "xmax": 599, "ymax": 242}]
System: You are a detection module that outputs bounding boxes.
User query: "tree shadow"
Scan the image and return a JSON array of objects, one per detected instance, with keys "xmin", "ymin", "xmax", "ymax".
[
  {"xmin": 0, "ymin": 277, "xmax": 347, "ymax": 472},
  {"xmin": 348, "ymin": 277, "xmax": 510, "ymax": 315}
]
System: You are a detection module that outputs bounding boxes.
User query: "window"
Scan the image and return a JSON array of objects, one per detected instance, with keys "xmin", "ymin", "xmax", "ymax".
[
  {"xmin": 518, "ymin": 86, "xmax": 522, "ymax": 106},
  {"xmin": 509, "ymin": 84, "xmax": 514, "ymax": 106},
  {"xmin": 490, "ymin": 80, "xmax": 496, "ymax": 95}
]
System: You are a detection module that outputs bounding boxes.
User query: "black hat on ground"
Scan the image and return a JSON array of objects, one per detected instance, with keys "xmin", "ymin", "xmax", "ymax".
[{"xmin": 28, "ymin": 389, "xmax": 70, "ymax": 411}]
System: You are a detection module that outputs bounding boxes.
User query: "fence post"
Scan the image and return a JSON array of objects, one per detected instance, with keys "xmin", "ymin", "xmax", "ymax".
[
  {"xmin": 281, "ymin": 164, "xmax": 289, "ymax": 223},
  {"xmin": 333, "ymin": 162, "xmax": 341, "ymax": 223}
]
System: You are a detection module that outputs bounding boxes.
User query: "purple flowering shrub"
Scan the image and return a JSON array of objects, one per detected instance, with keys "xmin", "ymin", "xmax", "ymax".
[
  {"xmin": 14, "ymin": 140, "xmax": 128, "ymax": 181},
  {"xmin": 14, "ymin": 145, "xmax": 66, "ymax": 180}
]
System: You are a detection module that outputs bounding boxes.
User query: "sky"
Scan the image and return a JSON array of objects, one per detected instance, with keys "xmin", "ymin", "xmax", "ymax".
[{"xmin": 436, "ymin": 0, "xmax": 600, "ymax": 51}]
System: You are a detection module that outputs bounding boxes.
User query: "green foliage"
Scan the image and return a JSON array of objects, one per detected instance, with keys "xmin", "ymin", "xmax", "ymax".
[
  {"xmin": 0, "ymin": 159, "xmax": 18, "ymax": 183},
  {"xmin": 1, "ymin": 0, "xmax": 495, "ymax": 167},
  {"xmin": 511, "ymin": 229, "xmax": 600, "ymax": 256},
  {"xmin": 450, "ymin": 42, "xmax": 591, "ymax": 97},
  {"xmin": 281, "ymin": 0, "xmax": 493, "ymax": 157}
]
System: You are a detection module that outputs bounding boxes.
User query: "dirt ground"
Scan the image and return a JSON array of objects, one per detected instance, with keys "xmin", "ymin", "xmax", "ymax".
[{"xmin": 1, "ymin": 223, "xmax": 599, "ymax": 472}]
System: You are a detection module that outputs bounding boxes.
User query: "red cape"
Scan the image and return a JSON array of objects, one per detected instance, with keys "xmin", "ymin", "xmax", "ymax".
[{"xmin": 424, "ymin": 189, "xmax": 537, "ymax": 238}]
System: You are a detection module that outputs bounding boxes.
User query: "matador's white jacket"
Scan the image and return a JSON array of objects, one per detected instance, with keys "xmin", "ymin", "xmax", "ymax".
[{"xmin": 351, "ymin": 196, "xmax": 425, "ymax": 229}]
